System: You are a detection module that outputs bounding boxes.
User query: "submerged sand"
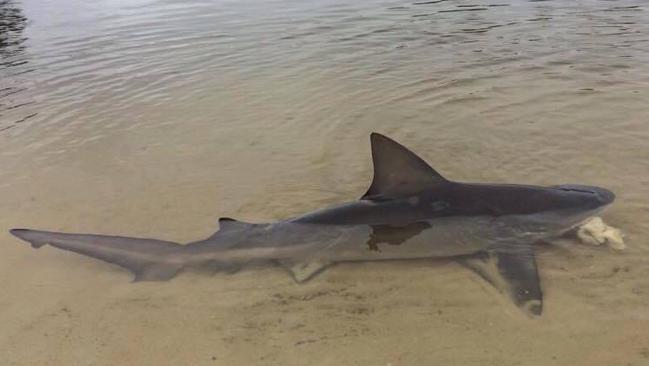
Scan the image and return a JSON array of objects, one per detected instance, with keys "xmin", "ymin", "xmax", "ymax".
[{"xmin": 1, "ymin": 130, "xmax": 648, "ymax": 365}]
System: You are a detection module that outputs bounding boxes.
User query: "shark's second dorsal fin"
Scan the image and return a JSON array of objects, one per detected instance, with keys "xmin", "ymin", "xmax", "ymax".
[
  {"xmin": 362, "ymin": 133, "xmax": 448, "ymax": 200},
  {"xmin": 218, "ymin": 217, "xmax": 253, "ymax": 232},
  {"xmin": 203, "ymin": 217, "xmax": 255, "ymax": 242}
]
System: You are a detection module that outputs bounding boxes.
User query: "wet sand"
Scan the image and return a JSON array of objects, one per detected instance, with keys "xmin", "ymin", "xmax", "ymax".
[{"xmin": 2, "ymin": 0, "xmax": 649, "ymax": 365}]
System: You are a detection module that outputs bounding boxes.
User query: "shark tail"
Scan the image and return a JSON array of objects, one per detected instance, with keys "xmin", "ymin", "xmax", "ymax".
[{"xmin": 9, "ymin": 228, "xmax": 185, "ymax": 282}]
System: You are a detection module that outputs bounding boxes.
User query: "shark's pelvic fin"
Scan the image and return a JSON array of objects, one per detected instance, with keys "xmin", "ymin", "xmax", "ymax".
[
  {"xmin": 278, "ymin": 259, "xmax": 332, "ymax": 283},
  {"xmin": 133, "ymin": 262, "xmax": 183, "ymax": 282},
  {"xmin": 9, "ymin": 228, "xmax": 183, "ymax": 282},
  {"xmin": 459, "ymin": 246, "xmax": 543, "ymax": 316},
  {"xmin": 362, "ymin": 132, "xmax": 448, "ymax": 200}
]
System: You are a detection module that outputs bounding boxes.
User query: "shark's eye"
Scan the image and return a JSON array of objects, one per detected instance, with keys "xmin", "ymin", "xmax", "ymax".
[{"xmin": 431, "ymin": 201, "xmax": 449, "ymax": 211}]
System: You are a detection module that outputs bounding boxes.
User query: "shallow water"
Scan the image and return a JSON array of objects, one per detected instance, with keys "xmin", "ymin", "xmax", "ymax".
[{"xmin": 2, "ymin": 0, "xmax": 649, "ymax": 364}]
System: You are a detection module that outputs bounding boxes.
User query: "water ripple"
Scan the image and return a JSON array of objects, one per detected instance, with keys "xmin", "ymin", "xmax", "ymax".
[
  {"xmin": 0, "ymin": 0, "xmax": 647, "ymax": 156},
  {"xmin": 0, "ymin": 0, "xmax": 34, "ymax": 132}
]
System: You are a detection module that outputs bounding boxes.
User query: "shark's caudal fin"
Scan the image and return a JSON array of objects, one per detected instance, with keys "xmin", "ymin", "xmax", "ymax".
[
  {"xmin": 9, "ymin": 229, "xmax": 184, "ymax": 281},
  {"xmin": 363, "ymin": 133, "xmax": 449, "ymax": 200}
]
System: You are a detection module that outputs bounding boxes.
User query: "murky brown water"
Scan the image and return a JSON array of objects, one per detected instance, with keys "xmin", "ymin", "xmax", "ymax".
[{"xmin": 2, "ymin": 0, "xmax": 649, "ymax": 364}]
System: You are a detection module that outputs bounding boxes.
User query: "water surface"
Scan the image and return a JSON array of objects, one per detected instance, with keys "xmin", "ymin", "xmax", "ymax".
[{"xmin": 2, "ymin": 0, "xmax": 649, "ymax": 365}]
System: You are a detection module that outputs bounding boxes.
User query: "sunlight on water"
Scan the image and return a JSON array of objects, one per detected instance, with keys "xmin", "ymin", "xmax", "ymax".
[{"xmin": 1, "ymin": 0, "xmax": 649, "ymax": 365}]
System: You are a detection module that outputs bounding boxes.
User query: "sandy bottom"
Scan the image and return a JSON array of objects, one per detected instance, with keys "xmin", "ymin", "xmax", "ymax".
[
  {"xmin": 2, "ymin": 106, "xmax": 649, "ymax": 365},
  {"xmin": 1, "ymin": 185, "xmax": 648, "ymax": 366},
  {"xmin": 2, "ymin": 250, "xmax": 649, "ymax": 366}
]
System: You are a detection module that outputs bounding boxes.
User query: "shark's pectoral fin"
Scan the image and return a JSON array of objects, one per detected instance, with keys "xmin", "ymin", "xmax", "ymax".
[
  {"xmin": 278, "ymin": 259, "xmax": 332, "ymax": 283},
  {"xmin": 459, "ymin": 246, "xmax": 543, "ymax": 316}
]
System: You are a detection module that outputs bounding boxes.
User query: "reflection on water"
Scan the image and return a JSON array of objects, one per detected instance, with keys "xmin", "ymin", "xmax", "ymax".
[
  {"xmin": 1, "ymin": 0, "xmax": 648, "ymax": 146},
  {"xmin": 1, "ymin": 0, "xmax": 649, "ymax": 365},
  {"xmin": 0, "ymin": 0, "xmax": 34, "ymax": 132}
]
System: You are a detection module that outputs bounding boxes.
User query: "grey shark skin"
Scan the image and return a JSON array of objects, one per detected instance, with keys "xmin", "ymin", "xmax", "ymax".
[{"xmin": 9, "ymin": 133, "xmax": 615, "ymax": 316}]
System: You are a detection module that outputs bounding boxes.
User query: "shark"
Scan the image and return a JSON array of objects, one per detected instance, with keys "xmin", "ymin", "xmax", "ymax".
[{"xmin": 9, "ymin": 133, "xmax": 615, "ymax": 316}]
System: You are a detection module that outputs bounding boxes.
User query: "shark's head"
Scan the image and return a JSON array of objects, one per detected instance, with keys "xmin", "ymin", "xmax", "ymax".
[
  {"xmin": 428, "ymin": 182, "xmax": 616, "ymax": 234},
  {"xmin": 455, "ymin": 182, "xmax": 616, "ymax": 237},
  {"xmin": 542, "ymin": 184, "xmax": 615, "ymax": 224},
  {"xmin": 550, "ymin": 184, "xmax": 615, "ymax": 209}
]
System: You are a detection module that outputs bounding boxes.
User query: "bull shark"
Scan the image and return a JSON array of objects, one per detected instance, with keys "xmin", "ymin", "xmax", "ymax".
[{"xmin": 9, "ymin": 133, "xmax": 615, "ymax": 316}]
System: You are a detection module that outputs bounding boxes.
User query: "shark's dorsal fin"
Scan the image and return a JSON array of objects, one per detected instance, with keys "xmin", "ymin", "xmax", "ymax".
[
  {"xmin": 362, "ymin": 133, "xmax": 448, "ymax": 200},
  {"xmin": 218, "ymin": 217, "xmax": 253, "ymax": 232}
]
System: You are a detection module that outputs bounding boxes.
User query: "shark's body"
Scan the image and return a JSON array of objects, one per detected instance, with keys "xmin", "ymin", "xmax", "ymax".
[{"xmin": 10, "ymin": 133, "xmax": 615, "ymax": 316}]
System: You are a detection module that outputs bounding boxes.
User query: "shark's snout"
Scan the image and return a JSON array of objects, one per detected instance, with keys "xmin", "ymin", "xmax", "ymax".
[
  {"xmin": 594, "ymin": 187, "xmax": 615, "ymax": 206},
  {"xmin": 571, "ymin": 185, "xmax": 615, "ymax": 206}
]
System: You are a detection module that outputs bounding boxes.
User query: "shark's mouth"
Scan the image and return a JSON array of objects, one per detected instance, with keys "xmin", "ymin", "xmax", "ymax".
[{"xmin": 567, "ymin": 205, "xmax": 611, "ymax": 230}]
